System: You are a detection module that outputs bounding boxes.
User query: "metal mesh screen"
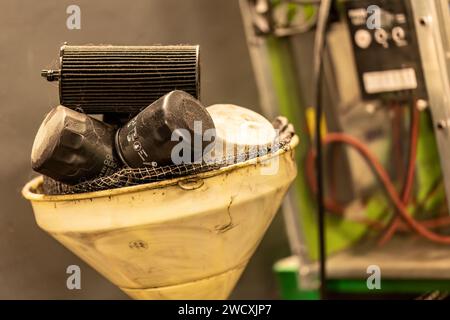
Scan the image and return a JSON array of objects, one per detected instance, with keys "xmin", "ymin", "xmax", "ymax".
[{"xmin": 41, "ymin": 117, "xmax": 295, "ymax": 195}]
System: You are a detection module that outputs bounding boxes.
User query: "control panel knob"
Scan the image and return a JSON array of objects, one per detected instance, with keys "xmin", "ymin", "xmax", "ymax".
[{"xmin": 354, "ymin": 29, "xmax": 373, "ymax": 49}]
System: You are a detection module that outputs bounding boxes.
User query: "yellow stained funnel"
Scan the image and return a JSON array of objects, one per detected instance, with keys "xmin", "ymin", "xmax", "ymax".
[{"xmin": 22, "ymin": 136, "xmax": 298, "ymax": 299}]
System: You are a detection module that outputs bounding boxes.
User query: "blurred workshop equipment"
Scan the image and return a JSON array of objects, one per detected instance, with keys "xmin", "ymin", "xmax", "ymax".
[{"xmin": 240, "ymin": 0, "xmax": 450, "ymax": 299}]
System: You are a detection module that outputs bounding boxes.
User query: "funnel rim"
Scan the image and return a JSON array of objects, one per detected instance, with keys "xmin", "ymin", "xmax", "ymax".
[{"xmin": 23, "ymin": 135, "xmax": 299, "ymax": 202}]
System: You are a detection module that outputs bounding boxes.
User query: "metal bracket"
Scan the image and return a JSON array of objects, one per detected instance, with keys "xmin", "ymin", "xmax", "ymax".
[
  {"xmin": 242, "ymin": 0, "xmax": 318, "ymax": 38},
  {"xmin": 411, "ymin": 0, "xmax": 450, "ymax": 212}
]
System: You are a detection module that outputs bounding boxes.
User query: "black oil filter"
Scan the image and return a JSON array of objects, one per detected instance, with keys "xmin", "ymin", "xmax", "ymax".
[
  {"xmin": 32, "ymin": 91, "xmax": 214, "ymax": 184},
  {"xmin": 31, "ymin": 106, "xmax": 121, "ymax": 185},
  {"xmin": 115, "ymin": 90, "xmax": 215, "ymax": 168},
  {"xmin": 41, "ymin": 44, "xmax": 200, "ymax": 115}
]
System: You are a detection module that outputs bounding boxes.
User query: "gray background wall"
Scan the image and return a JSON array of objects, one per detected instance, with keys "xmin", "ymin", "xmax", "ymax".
[{"xmin": 0, "ymin": 0, "xmax": 291, "ymax": 299}]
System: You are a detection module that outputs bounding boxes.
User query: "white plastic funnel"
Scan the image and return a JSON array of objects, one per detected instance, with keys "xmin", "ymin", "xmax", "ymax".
[{"xmin": 22, "ymin": 136, "xmax": 298, "ymax": 299}]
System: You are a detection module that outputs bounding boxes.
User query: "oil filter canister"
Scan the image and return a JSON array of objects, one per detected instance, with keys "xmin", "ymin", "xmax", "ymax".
[
  {"xmin": 32, "ymin": 91, "xmax": 214, "ymax": 184},
  {"xmin": 205, "ymin": 104, "xmax": 276, "ymax": 163},
  {"xmin": 41, "ymin": 44, "xmax": 200, "ymax": 115},
  {"xmin": 115, "ymin": 90, "xmax": 215, "ymax": 168},
  {"xmin": 31, "ymin": 106, "xmax": 121, "ymax": 185}
]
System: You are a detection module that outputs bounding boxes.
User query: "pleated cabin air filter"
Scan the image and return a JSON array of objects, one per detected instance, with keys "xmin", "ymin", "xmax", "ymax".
[{"xmin": 41, "ymin": 44, "xmax": 200, "ymax": 115}]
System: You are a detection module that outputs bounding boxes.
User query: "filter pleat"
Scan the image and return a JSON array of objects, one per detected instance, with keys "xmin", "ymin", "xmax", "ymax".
[{"xmin": 58, "ymin": 45, "xmax": 200, "ymax": 114}]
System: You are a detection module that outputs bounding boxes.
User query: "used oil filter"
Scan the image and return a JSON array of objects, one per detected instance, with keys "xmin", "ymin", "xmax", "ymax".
[
  {"xmin": 205, "ymin": 104, "xmax": 276, "ymax": 162},
  {"xmin": 31, "ymin": 106, "xmax": 121, "ymax": 185},
  {"xmin": 115, "ymin": 90, "xmax": 215, "ymax": 168},
  {"xmin": 32, "ymin": 91, "xmax": 215, "ymax": 184},
  {"xmin": 41, "ymin": 44, "xmax": 200, "ymax": 115}
]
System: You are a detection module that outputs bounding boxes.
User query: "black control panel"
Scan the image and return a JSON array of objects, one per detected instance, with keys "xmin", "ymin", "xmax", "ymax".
[{"xmin": 344, "ymin": 0, "xmax": 427, "ymax": 100}]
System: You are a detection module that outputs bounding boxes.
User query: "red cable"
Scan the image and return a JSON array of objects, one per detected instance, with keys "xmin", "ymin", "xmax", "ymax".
[
  {"xmin": 396, "ymin": 215, "xmax": 450, "ymax": 232},
  {"xmin": 306, "ymin": 142, "xmax": 389, "ymax": 229},
  {"xmin": 304, "ymin": 105, "xmax": 450, "ymax": 243},
  {"xmin": 378, "ymin": 105, "xmax": 420, "ymax": 245},
  {"xmin": 305, "ymin": 147, "xmax": 345, "ymax": 214},
  {"xmin": 392, "ymin": 102, "xmax": 405, "ymax": 180},
  {"xmin": 306, "ymin": 133, "xmax": 450, "ymax": 240},
  {"xmin": 322, "ymin": 132, "xmax": 450, "ymax": 245}
]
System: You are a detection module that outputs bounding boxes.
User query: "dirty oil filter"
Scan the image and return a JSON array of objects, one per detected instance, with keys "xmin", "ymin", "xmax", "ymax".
[
  {"xmin": 31, "ymin": 106, "xmax": 121, "ymax": 185},
  {"xmin": 41, "ymin": 44, "xmax": 200, "ymax": 115},
  {"xmin": 115, "ymin": 90, "xmax": 215, "ymax": 168},
  {"xmin": 205, "ymin": 104, "xmax": 276, "ymax": 162}
]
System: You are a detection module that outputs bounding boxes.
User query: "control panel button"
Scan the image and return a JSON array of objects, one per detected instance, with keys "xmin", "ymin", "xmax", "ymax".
[
  {"xmin": 374, "ymin": 28, "xmax": 389, "ymax": 48},
  {"xmin": 354, "ymin": 29, "xmax": 373, "ymax": 49},
  {"xmin": 392, "ymin": 26, "xmax": 407, "ymax": 46}
]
